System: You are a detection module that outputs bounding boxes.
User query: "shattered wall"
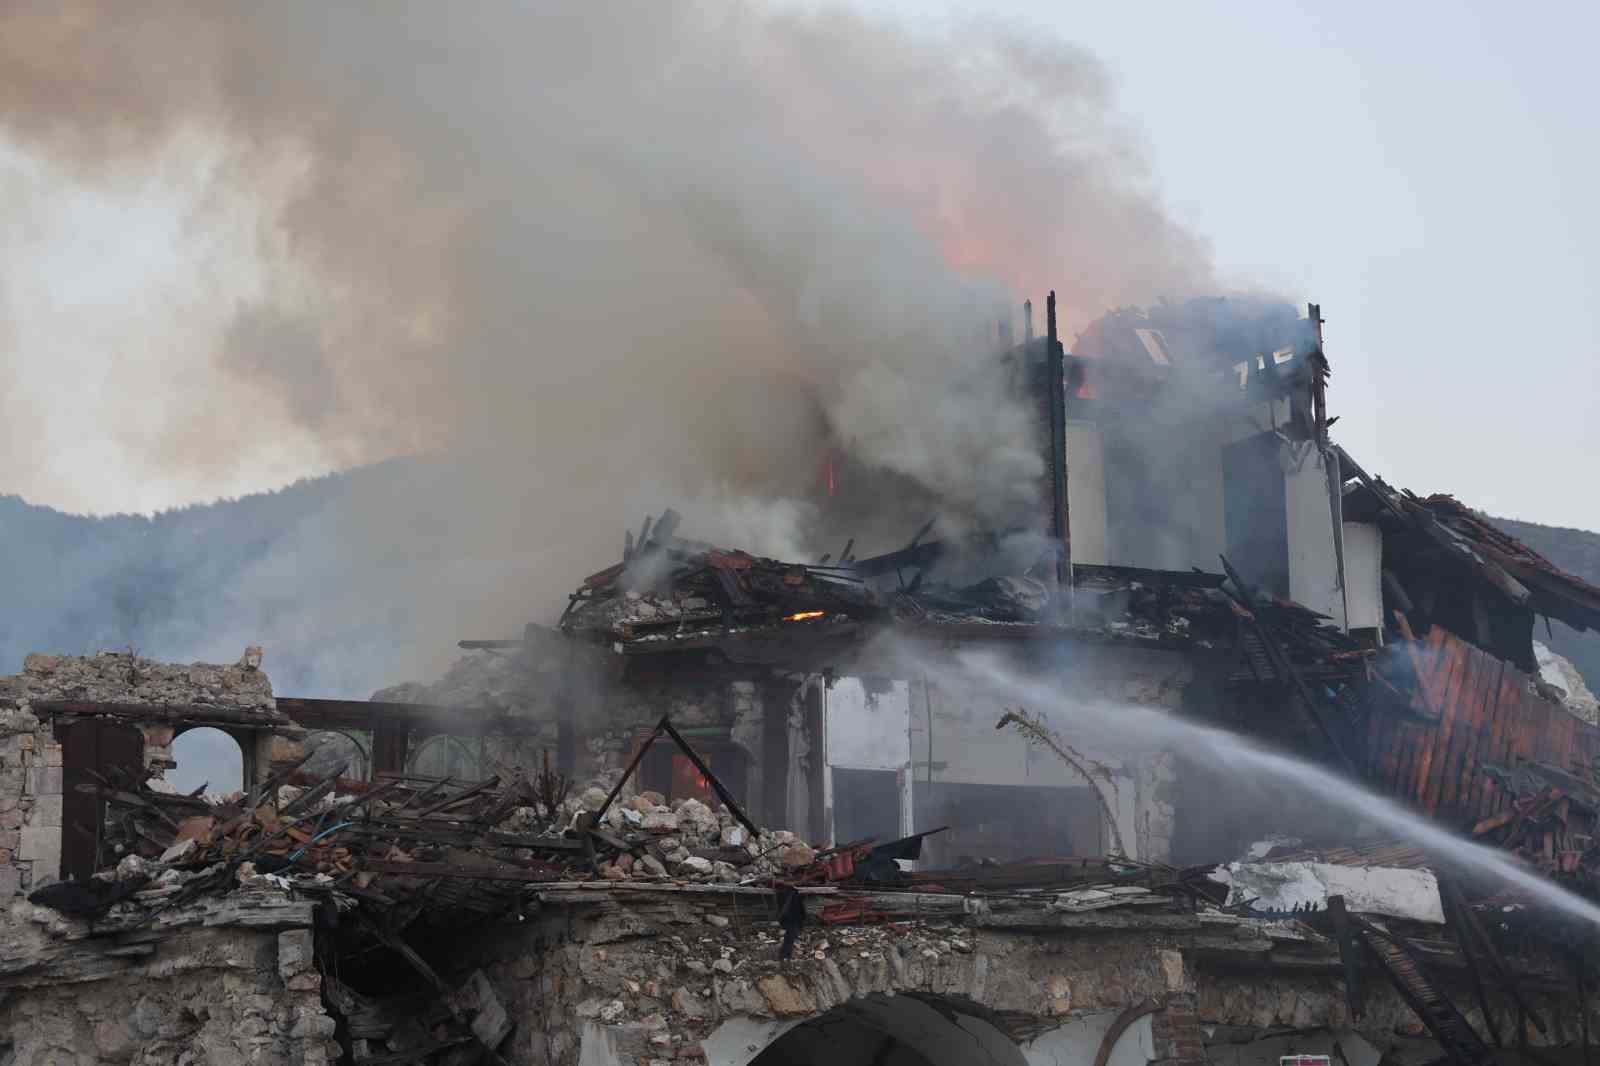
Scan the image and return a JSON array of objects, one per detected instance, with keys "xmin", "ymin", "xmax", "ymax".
[
  {"xmin": 0, "ymin": 895, "xmax": 337, "ymax": 1066},
  {"xmin": 0, "ymin": 651, "xmax": 288, "ymax": 895}
]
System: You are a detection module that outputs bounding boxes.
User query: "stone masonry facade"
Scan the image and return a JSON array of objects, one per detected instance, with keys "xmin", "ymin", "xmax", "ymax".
[{"xmin": 0, "ymin": 651, "xmax": 293, "ymax": 898}]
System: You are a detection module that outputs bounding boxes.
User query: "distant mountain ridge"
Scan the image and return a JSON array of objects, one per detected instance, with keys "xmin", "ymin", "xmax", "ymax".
[{"xmin": 0, "ymin": 458, "xmax": 456, "ymax": 696}]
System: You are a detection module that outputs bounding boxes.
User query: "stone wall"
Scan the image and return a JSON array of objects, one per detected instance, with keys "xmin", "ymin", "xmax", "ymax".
[
  {"xmin": 0, "ymin": 702, "xmax": 59, "ymax": 897},
  {"xmin": 440, "ymin": 893, "xmax": 1206, "ymax": 1065},
  {"xmin": 372, "ymin": 649, "xmax": 779, "ymax": 821},
  {"xmin": 405, "ymin": 885, "xmax": 1508, "ymax": 1066},
  {"xmin": 0, "ymin": 651, "xmax": 283, "ymax": 896},
  {"xmin": 0, "ymin": 895, "xmax": 337, "ymax": 1066},
  {"xmin": 375, "ymin": 884, "xmax": 1600, "ymax": 1064}
]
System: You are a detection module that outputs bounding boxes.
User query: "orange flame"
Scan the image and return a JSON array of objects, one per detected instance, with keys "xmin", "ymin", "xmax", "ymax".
[{"xmin": 785, "ymin": 610, "xmax": 825, "ymax": 622}]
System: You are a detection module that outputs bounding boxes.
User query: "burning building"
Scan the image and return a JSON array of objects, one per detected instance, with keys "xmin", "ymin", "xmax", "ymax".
[{"xmin": 6, "ymin": 298, "xmax": 1600, "ymax": 1065}]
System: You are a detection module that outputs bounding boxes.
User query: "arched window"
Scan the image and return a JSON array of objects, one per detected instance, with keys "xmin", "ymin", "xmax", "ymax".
[
  {"xmin": 304, "ymin": 730, "xmax": 372, "ymax": 781},
  {"xmin": 169, "ymin": 727, "xmax": 244, "ymax": 796},
  {"xmin": 406, "ymin": 734, "xmax": 487, "ymax": 782}
]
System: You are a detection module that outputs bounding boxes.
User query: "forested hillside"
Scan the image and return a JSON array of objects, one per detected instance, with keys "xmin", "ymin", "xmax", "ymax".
[{"xmin": 0, "ymin": 458, "xmax": 469, "ymax": 696}]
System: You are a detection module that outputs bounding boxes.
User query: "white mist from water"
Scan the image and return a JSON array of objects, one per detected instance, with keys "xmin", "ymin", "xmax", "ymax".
[{"xmin": 932, "ymin": 646, "xmax": 1600, "ymax": 930}]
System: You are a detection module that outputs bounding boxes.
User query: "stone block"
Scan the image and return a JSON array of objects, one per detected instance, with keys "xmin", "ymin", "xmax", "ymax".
[
  {"xmin": 756, "ymin": 975, "xmax": 813, "ymax": 1016},
  {"xmin": 28, "ymin": 794, "xmax": 63, "ymax": 828},
  {"xmin": 278, "ymin": 929, "xmax": 319, "ymax": 990},
  {"xmin": 18, "ymin": 824, "xmax": 61, "ymax": 877},
  {"xmin": 29, "ymin": 765, "xmax": 63, "ymax": 796},
  {"xmin": 40, "ymin": 743, "xmax": 63, "ymax": 767},
  {"xmin": 0, "ymin": 864, "xmax": 20, "ymax": 897}
]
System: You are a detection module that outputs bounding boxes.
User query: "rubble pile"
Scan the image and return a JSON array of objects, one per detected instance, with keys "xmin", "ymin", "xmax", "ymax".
[
  {"xmin": 26, "ymin": 743, "xmax": 841, "ymax": 935},
  {"xmin": 1473, "ymin": 759, "xmax": 1600, "ymax": 890},
  {"xmin": 563, "ymin": 510, "xmax": 879, "ymax": 644}
]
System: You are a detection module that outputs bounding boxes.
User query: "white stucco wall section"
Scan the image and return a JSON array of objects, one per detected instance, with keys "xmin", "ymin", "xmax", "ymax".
[
  {"xmin": 826, "ymin": 680, "xmax": 911, "ymax": 771},
  {"xmin": 1066, "ymin": 420, "xmax": 1108, "ymax": 567},
  {"xmin": 822, "ymin": 679, "xmax": 915, "ymax": 843},
  {"xmin": 1343, "ymin": 521, "xmax": 1383, "ymax": 631},
  {"xmin": 1284, "ymin": 442, "xmax": 1346, "ymax": 629}
]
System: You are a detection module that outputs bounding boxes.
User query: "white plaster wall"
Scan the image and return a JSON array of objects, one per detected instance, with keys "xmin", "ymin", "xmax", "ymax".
[
  {"xmin": 1284, "ymin": 442, "xmax": 1346, "ymax": 628},
  {"xmin": 1023, "ymin": 1012, "xmax": 1154, "ymax": 1066},
  {"xmin": 1343, "ymin": 521, "xmax": 1384, "ymax": 631},
  {"xmin": 826, "ymin": 680, "xmax": 911, "ymax": 771},
  {"xmin": 1184, "ymin": 429, "xmax": 1228, "ymax": 576},
  {"xmin": 1066, "ymin": 420, "xmax": 1108, "ymax": 567},
  {"xmin": 917, "ymin": 686, "xmax": 1145, "ymax": 858}
]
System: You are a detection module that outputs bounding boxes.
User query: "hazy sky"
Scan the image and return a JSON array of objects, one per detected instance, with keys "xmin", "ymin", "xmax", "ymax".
[
  {"xmin": 856, "ymin": 0, "xmax": 1598, "ymax": 530},
  {"xmin": 4, "ymin": 0, "xmax": 1597, "ymax": 529}
]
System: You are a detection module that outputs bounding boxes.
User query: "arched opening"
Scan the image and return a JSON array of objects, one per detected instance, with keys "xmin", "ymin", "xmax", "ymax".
[
  {"xmin": 169, "ymin": 727, "xmax": 244, "ymax": 796},
  {"xmin": 737, "ymin": 995, "xmax": 1025, "ymax": 1066},
  {"xmin": 304, "ymin": 729, "xmax": 371, "ymax": 781},
  {"xmin": 407, "ymin": 734, "xmax": 488, "ymax": 782}
]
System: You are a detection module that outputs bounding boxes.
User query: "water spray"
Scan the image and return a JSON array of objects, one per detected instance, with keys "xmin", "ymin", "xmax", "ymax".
[{"xmin": 956, "ymin": 647, "xmax": 1600, "ymax": 930}]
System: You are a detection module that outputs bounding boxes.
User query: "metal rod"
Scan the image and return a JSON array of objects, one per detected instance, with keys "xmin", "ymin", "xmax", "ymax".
[
  {"xmin": 592, "ymin": 718, "xmax": 668, "ymax": 827},
  {"xmin": 659, "ymin": 716, "xmax": 760, "ymax": 837}
]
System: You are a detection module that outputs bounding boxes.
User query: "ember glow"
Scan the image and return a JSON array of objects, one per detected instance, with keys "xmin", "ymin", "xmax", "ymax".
[{"xmin": 784, "ymin": 610, "xmax": 826, "ymax": 622}]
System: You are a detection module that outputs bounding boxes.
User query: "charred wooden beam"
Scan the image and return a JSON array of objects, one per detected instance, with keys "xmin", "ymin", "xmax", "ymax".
[
  {"xmin": 31, "ymin": 700, "xmax": 293, "ymax": 729},
  {"xmin": 278, "ymin": 764, "xmax": 349, "ymax": 816},
  {"xmin": 1438, "ymin": 878, "xmax": 1503, "ymax": 1048},
  {"xmin": 1220, "ymin": 554, "xmax": 1358, "ymax": 776},
  {"xmin": 275, "ymin": 697, "xmax": 544, "ymax": 737},
  {"xmin": 361, "ymin": 860, "xmax": 558, "ymax": 882},
  {"xmin": 659, "ymin": 716, "xmax": 759, "ymax": 837},
  {"xmin": 1047, "ymin": 289, "xmax": 1070, "ymax": 589},
  {"xmin": 408, "ymin": 777, "xmax": 498, "ymax": 819},
  {"xmin": 592, "ymin": 714, "xmax": 759, "ymax": 838}
]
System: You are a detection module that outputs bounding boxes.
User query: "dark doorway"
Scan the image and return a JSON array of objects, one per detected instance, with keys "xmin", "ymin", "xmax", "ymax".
[
  {"xmin": 638, "ymin": 736, "xmax": 748, "ymax": 809},
  {"xmin": 55, "ymin": 720, "xmax": 144, "ymax": 882},
  {"xmin": 832, "ymin": 768, "xmax": 901, "ymax": 846}
]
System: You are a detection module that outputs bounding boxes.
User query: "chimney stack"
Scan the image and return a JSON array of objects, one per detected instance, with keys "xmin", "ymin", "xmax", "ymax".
[{"xmin": 1024, "ymin": 299, "xmax": 1034, "ymax": 343}]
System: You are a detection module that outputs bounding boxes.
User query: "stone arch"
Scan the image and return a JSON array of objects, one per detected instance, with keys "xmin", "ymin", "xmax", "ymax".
[
  {"xmin": 707, "ymin": 995, "xmax": 1026, "ymax": 1066},
  {"xmin": 169, "ymin": 726, "xmax": 246, "ymax": 795}
]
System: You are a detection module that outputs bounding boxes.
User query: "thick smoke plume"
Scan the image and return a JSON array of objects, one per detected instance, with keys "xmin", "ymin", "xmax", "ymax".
[{"xmin": 1, "ymin": 2, "xmax": 1215, "ymax": 680}]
